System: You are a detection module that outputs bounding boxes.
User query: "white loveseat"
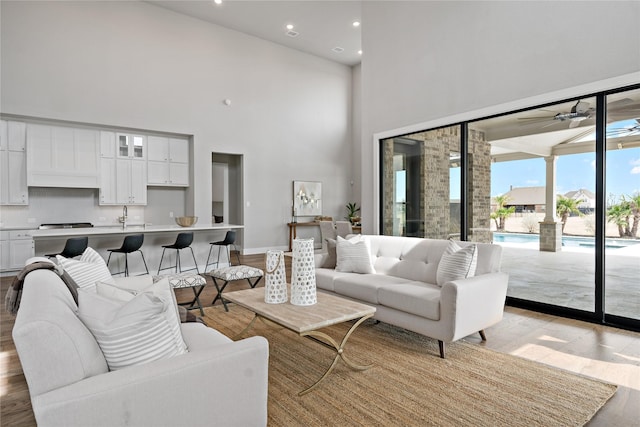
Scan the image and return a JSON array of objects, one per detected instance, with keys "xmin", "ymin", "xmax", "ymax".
[
  {"xmin": 315, "ymin": 235, "xmax": 509, "ymax": 358},
  {"xmin": 12, "ymin": 265, "xmax": 269, "ymax": 427}
]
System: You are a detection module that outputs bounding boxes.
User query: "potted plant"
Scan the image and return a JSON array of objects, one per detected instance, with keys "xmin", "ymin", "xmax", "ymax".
[{"xmin": 345, "ymin": 202, "xmax": 361, "ymax": 225}]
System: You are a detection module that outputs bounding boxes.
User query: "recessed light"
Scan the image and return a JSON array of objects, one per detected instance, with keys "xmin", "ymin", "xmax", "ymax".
[
  {"xmin": 332, "ymin": 47, "xmax": 344, "ymax": 53},
  {"xmin": 358, "ymin": 50, "xmax": 362, "ymax": 55},
  {"xmin": 286, "ymin": 24, "xmax": 294, "ymax": 30},
  {"xmin": 352, "ymin": 21, "xmax": 360, "ymax": 27},
  {"xmin": 213, "ymin": 0, "xmax": 222, "ymax": 5}
]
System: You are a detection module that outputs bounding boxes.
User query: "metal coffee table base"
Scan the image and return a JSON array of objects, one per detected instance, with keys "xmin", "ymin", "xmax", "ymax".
[{"xmin": 236, "ymin": 312, "xmax": 374, "ymax": 396}]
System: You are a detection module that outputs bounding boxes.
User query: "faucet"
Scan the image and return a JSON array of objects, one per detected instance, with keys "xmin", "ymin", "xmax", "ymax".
[{"xmin": 122, "ymin": 205, "xmax": 128, "ymax": 228}]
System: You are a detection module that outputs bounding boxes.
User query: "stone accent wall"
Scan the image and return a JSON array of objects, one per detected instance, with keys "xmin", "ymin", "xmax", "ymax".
[
  {"xmin": 468, "ymin": 129, "xmax": 492, "ymax": 243},
  {"xmin": 382, "ymin": 139, "xmax": 395, "ymax": 235},
  {"xmin": 420, "ymin": 129, "xmax": 455, "ymax": 239},
  {"xmin": 539, "ymin": 221, "xmax": 562, "ymax": 251},
  {"xmin": 380, "ymin": 127, "xmax": 492, "ymax": 242}
]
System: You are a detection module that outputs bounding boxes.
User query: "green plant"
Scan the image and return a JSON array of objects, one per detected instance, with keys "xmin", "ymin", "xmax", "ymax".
[
  {"xmin": 345, "ymin": 202, "xmax": 361, "ymax": 221},
  {"xmin": 490, "ymin": 195, "xmax": 514, "ymax": 231},
  {"xmin": 556, "ymin": 195, "xmax": 583, "ymax": 233}
]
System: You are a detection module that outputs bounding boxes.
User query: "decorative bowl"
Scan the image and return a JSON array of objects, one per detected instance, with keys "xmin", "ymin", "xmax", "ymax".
[{"xmin": 175, "ymin": 216, "xmax": 198, "ymax": 227}]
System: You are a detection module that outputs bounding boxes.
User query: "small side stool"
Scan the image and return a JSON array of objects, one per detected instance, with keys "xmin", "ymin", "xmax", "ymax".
[
  {"xmin": 208, "ymin": 265, "xmax": 264, "ymax": 312},
  {"xmin": 154, "ymin": 272, "xmax": 207, "ymax": 316}
]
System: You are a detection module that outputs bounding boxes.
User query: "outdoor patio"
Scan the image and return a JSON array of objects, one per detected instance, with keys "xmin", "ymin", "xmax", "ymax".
[{"xmin": 500, "ymin": 241, "xmax": 639, "ymax": 319}]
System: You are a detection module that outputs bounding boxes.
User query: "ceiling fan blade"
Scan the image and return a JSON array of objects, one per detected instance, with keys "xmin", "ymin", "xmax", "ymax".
[{"xmin": 569, "ymin": 120, "xmax": 580, "ymax": 128}]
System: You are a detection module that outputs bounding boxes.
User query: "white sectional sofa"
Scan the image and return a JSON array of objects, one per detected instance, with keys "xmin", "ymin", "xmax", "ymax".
[
  {"xmin": 12, "ymin": 266, "xmax": 269, "ymax": 427},
  {"xmin": 315, "ymin": 235, "xmax": 509, "ymax": 358}
]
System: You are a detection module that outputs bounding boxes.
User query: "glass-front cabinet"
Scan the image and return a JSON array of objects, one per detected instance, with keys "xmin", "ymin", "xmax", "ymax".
[{"xmin": 117, "ymin": 134, "xmax": 145, "ymax": 159}]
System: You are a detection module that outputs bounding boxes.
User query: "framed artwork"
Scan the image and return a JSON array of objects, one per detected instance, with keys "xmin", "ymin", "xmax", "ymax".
[{"xmin": 293, "ymin": 181, "xmax": 322, "ymax": 217}]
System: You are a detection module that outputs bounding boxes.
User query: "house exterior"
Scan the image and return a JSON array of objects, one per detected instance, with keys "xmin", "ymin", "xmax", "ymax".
[
  {"xmin": 564, "ymin": 188, "xmax": 596, "ymax": 213},
  {"xmin": 496, "ymin": 186, "xmax": 547, "ymax": 214}
]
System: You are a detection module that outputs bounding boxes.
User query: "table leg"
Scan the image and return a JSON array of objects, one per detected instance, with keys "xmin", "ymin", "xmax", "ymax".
[{"xmin": 298, "ymin": 313, "xmax": 373, "ymax": 396}]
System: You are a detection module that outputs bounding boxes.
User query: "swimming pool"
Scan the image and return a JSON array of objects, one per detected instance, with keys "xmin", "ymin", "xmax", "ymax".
[{"xmin": 492, "ymin": 232, "xmax": 640, "ymax": 249}]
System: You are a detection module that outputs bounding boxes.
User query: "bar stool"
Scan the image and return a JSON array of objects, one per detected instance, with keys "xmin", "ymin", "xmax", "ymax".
[
  {"xmin": 157, "ymin": 232, "xmax": 199, "ymax": 274},
  {"xmin": 205, "ymin": 230, "xmax": 240, "ymax": 271},
  {"xmin": 106, "ymin": 234, "xmax": 149, "ymax": 276},
  {"xmin": 45, "ymin": 236, "xmax": 88, "ymax": 259}
]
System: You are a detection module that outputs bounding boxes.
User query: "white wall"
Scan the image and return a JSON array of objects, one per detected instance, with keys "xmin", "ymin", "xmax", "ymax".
[
  {"xmin": 359, "ymin": 1, "xmax": 640, "ymax": 233},
  {"xmin": 0, "ymin": 1, "xmax": 354, "ymax": 253}
]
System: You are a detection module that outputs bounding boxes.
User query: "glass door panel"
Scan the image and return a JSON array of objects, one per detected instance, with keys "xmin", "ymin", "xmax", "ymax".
[
  {"xmin": 605, "ymin": 88, "xmax": 640, "ymax": 321},
  {"xmin": 472, "ymin": 96, "xmax": 597, "ymax": 310}
]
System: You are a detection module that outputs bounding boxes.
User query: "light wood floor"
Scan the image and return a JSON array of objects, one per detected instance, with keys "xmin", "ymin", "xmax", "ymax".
[{"xmin": 1, "ymin": 253, "xmax": 638, "ymax": 426}]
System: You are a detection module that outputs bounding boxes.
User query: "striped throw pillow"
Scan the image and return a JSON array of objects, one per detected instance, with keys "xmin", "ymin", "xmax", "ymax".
[
  {"xmin": 77, "ymin": 286, "xmax": 187, "ymax": 371},
  {"xmin": 57, "ymin": 247, "xmax": 115, "ymax": 289},
  {"xmin": 335, "ymin": 235, "xmax": 375, "ymax": 274},
  {"xmin": 436, "ymin": 240, "xmax": 478, "ymax": 286}
]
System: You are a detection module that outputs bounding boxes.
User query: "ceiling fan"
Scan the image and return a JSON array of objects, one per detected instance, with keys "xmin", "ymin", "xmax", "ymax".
[
  {"xmin": 606, "ymin": 118, "xmax": 640, "ymax": 138},
  {"xmin": 518, "ymin": 100, "xmax": 595, "ymax": 129}
]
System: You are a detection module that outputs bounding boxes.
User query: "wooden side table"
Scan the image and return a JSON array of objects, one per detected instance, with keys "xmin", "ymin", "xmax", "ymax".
[{"xmin": 287, "ymin": 221, "xmax": 320, "ymax": 251}]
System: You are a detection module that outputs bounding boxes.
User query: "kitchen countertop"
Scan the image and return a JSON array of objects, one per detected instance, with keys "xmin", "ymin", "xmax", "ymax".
[{"xmin": 28, "ymin": 223, "xmax": 244, "ymax": 239}]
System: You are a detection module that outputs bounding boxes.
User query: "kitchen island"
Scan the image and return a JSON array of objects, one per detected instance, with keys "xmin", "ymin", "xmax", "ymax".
[{"xmin": 30, "ymin": 223, "xmax": 244, "ymax": 276}]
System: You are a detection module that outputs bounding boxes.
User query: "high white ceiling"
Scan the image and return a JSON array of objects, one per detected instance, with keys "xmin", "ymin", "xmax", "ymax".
[{"xmin": 147, "ymin": 0, "xmax": 363, "ymax": 66}]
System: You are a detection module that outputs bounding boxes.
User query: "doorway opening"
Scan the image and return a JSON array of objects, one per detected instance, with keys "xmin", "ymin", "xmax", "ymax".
[{"xmin": 211, "ymin": 153, "xmax": 243, "ymax": 226}]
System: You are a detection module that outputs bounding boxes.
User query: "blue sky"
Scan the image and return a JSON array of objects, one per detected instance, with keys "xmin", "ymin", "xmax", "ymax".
[
  {"xmin": 489, "ymin": 147, "xmax": 640, "ymax": 199},
  {"xmin": 400, "ymin": 149, "xmax": 640, "ymax": 202}
]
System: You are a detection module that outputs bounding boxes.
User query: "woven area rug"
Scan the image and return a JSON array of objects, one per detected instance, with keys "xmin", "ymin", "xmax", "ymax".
[{"xmin": 203, "ymin": 305, "xmax": 616, "ymax": 427}]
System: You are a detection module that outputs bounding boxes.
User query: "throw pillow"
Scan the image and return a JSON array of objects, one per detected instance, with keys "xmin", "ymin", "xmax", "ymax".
[
  {"xmin": 78, "ymin": 284, "xmax": 188, "ymax": 371},
  {"xmin": 57, "ymin": 247, "xmax": 115, "ymax": 289},
  {"xmin": 436, "ymin": 240, "xmax": 478, "ymax": 286},
  {"xmin": 335, "ymin": 235, "xmax": 375, "ymax": 274},
  {"xmin": 320, "ymin": 238, "xmax": 337, "ymax": 268},
  {"xmin": 95, "ymin": 277, "xmax": 186, "ymax": 353}
]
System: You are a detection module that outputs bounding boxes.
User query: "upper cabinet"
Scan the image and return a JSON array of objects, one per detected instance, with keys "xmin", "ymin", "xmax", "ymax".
[
  {"xmin": 0, "ymin": 120, "xmax": 28, "ymax": 205},
  {"xmin": 147, "ymin": 136, "xmax": 189, "ymax": 186},
  {"xmin": 26, "ymin": 124, "xmax": 100, "ymax": 188},
  {"xmin": 118, "ymin": 133, "xmax": 145, "ymax": 160},
  {"xmin": 100, "ymin": 132, "xmax": 147, "ymax": 205}
]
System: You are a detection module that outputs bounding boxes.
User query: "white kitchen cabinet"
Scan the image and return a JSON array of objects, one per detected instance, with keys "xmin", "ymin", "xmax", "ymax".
[
  {"xmin": 100, "ymin": 132, "xmax": 146, "ymax": 205},
  {"xmin": 147, "ymin": 136, "xmax": 189, "ymax": 186},
  {"xmin": 26, "ymin": 124, "xmax": 100, "ymax": 188},
  {"xmin": 116, "ymin": 158, "xmax": 147, "ymax": 205},
  {"xmin": 0, "ymin": 230, "xmax": 35, "ymax": 271},
  {"xmin": 117, "ymin": 133, "xmax": 145, "ymax": 159},
  {"xmin": 0, "ymin": 120, "xmax": 28, "ymax": 205}
]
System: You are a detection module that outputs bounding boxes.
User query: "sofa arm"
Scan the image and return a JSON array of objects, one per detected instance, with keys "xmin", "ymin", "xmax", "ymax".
[
  {"xmin": 440, "ymin": 272, "xmax": 509, "ymax": 342},
  {"xmin": 31, "ymin": 336, "xmax": 269, "ymax": 427}
]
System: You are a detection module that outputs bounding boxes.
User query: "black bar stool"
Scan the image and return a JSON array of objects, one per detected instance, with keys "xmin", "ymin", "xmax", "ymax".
[
  {"xmin": 205, "ymin": 230, "xmax": 240, "ymax": 271},
  {"xmin": 45, "ymin": 236, "xmax": 88, "ymax": 259},
  {"xmin": 157, "ymin": 232, "xmax": 199, "ymax": 274},
  {"xmin": 106, "ymin": 234, "xmax": 148, "ymax": 276}
]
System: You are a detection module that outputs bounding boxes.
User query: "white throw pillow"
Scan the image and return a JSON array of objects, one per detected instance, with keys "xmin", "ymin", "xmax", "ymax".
[
  {"xmin": 96, "ymin": 277, "xmax": 185, "ymax": 353},
  {"xmin": 335, "ymin": 235, "xmax": 375, "ymax": 274},
  {"xmin": 57, "ymin": 247, "xmax": 115, "ymax": 289},
  {"xmin": 78, "ymin": 282, "xmax": 188, "ymax": 371},
  {"xmin": 436, "ymin": 240, "xmax": 478, "ymax": 286}
]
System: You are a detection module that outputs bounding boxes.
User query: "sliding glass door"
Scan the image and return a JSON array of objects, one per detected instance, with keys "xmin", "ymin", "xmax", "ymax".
[
  {"xmin": 605, "ymin": 88, "xmax": 640, "ymax": 321},
  {"xmin": 379, "ymin": 84, "xmax": 640, "ymax": 329}
]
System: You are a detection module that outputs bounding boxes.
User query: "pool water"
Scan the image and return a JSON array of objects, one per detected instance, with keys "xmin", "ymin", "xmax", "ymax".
[{"xmin": 492, "ymin": 232, "xmax": 640, "ymax": 249}]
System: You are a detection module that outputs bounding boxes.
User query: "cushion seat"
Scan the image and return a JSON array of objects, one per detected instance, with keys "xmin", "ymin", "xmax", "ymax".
[
  {"xmin": 333, "ymin": 274, "xmax": 414, "ymax": 305},
  {"xmin": 377, "ymin": 282, "xmax": 441, "ymax": 321},
  {"xmin": 208, "ymin": 265, "xmax": 264, "ymax": 281},
  {"xmin": 154, "ymin": 272, "xmax": 206, "ymax": 289}
]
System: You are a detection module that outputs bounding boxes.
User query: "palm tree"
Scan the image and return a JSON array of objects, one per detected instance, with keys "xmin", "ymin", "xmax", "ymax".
[
  {"xmin": 556, "ymin": 195, "xmax": 582, "ymax": 233},
  {"xmin": 490, "ymin": 195, "xmax": 515, "ymax": 231},
  {"xmin": 607, "ymin": 200, "xmax": 632, "ymax": 237},
  {"xmin": 628, "ymin": 192, "xmax": 640, "ymax": 238}
]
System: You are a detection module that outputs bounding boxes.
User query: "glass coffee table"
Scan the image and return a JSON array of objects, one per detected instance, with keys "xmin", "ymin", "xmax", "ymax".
[{"xmin": 223, "ymin": 287, "xmax": 376, "ymax": 395}]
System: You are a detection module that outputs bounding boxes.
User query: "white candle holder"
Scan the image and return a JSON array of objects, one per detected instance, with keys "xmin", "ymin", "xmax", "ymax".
[
  {"xmin": 290, "ymin": 238, "xmax": 317, "ymax": 306},
  {"xmin": 264, "ymin": 250, "xmax": 287, "ymax": 304}
]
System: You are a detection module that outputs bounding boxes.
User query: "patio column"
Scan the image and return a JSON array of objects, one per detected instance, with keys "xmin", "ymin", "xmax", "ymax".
[{"xmin": 540, "ymin": 155, "xmax": 562, "ymax": 252}]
